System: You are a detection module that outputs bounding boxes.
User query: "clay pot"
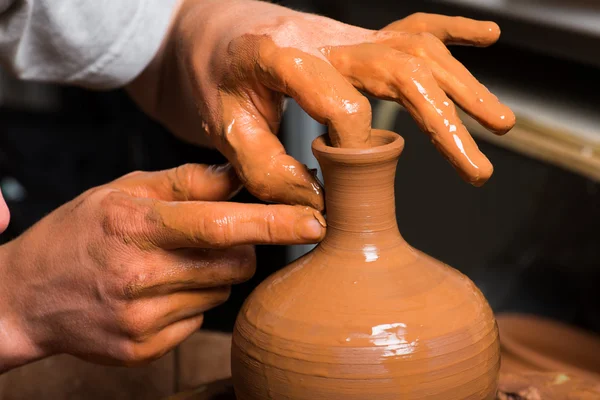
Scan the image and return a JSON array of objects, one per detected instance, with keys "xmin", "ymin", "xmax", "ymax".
[
  {"xmin": 231, "ymin": 130, "xmax": 500, "ymax": 399},
  {"xmin": 497, "ymin": 313, "xmax": 600, "ymax": 382}
]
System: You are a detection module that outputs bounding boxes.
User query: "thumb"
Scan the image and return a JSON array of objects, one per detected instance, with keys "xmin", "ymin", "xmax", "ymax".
[{"xmin": 113, "ymin": 163, "xmax": 243, "ymax": 201}]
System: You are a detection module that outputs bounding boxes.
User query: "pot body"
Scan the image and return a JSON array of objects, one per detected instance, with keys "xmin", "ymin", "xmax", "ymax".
[
  {"xmin": 231, "ymin": 130, "xmax": 500, "ymax": 399},
  {"xmin": 232, "ymin": 244, "xmax": 499, "ymax": 399}
]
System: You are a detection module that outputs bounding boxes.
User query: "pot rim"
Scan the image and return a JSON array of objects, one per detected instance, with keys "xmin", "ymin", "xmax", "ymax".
[{"xmin": 312, "ymin": 129, "xmax": 404, "ymax": 165}]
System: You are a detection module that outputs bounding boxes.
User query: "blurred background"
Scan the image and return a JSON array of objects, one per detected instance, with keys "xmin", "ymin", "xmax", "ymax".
[{"xmin": 1, "ymin": 0, "xmax": 599, "ymax": 337}]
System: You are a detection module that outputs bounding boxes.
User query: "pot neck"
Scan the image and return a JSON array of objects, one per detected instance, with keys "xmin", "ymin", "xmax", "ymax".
[{"xmin": 312, "ymin": 130, "xmax": 406, "ymax": 250}]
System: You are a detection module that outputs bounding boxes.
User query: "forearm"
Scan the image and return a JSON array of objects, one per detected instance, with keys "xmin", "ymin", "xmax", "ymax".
[
  {"xmin": 125, "ymin": 0, "xmax": 281, "ymax": 147},
  {"xmin": 125, "ymin": 0, "xmax": 215, "ymax": 147},
  {"xmin": 0, "ymin": 240, "xmax": 44, "ymax": 373},
  {"xmin": 0, "ymin": 0, "xmax": 179, "ymax": 89}
]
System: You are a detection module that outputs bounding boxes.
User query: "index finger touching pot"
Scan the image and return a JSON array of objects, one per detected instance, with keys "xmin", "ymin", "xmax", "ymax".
[{"xmin": 143, "ymin": 200, "xmax": 326, "ymax": 249}]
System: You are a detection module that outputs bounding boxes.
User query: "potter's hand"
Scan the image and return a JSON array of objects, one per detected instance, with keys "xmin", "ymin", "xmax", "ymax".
[
  {"xmin": 0, "ymin": 164, "xmax": 325, "ymax": 372},
  {"xmin": 127, "ymin": 2, "xmax": 516, "ymax": 211}
]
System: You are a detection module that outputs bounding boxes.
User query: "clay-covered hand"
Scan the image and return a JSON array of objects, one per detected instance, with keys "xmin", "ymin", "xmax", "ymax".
[
  {"xmin": 128, "ymin": 1, "xmax": 516, "ymax": 211},
  {"xmin": 0, "ymin": 164, "xmax": 325, "ymax": 372}
]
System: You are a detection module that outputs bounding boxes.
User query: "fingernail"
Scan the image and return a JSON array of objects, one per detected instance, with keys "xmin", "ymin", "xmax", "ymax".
[
  {"xmin": 313, "ymin": 210, "xmax": 327, "ymax": 228},
  {"xmin": 297, "ymin": 214, "xmax": 326, "ymax": 241}
]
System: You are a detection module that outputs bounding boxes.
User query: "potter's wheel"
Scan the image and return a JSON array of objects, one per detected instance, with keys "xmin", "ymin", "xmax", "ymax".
[
  {"xmin": 168, "ymin": 373, "xmax": 600, "ymax": 400},
  {"xmin": 497, "ymin": 313, "xmax": 600, "ymax": 382},
  {"xmin": 167, "ymin": 314, "xmax": 600, "ymax": 399}
]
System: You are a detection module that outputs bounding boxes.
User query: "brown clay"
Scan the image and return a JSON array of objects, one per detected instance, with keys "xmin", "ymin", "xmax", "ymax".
[
  {"xmin": 231, "ymin": 130, "xmax": 500, "ymax": 399},
  {"xmin": 497, "ymin": 313, "xmax": 600, "ymax": 383},
  {"xmin": 141, "ymin": 4, "xmax": 516, "ymax": 213}
]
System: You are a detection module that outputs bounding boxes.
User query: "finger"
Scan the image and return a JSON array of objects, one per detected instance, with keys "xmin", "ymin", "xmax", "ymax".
[
  {"xmin": 112, "ymin": 163, "xmax": 242, "ymax": 201},
  {"xmin": 253, "ymin": 37, "xmax": 373, "ymax": 148},
  {"xmin": 137, "ymin": 287, "xmax": 231, "ymax": 332},
  {"xmin": 140, "ymin": 199, "xmax": 327, "ymax": 249},
  {"xmin": 383, "ymin": 13, "xmax": 500, "ymax": 47},
  {"xmin": 121, "ymin": 314, "xmax": 204, "ymax": 366},
  {"xmin": 379, "ymin": 32, "xmax": 515, "ymax": 134},
  {"xmin": 126, "ymin": 246, "xmax": 256, "ymax": 298},
  {"xmin": 218, "ymin": 93, "xmax": 324, "ymax": 210},
  {"xmin": 327, "ymin": 43, "xmax": 492, "ymax": 186}
]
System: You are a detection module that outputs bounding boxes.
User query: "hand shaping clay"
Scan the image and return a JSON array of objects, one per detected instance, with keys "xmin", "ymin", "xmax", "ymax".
[{"xmin": 231, "ymin": 130, "xmax": 500, "ymax": 399}]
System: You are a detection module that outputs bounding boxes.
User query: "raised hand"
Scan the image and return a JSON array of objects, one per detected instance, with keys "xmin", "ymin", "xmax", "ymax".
[{"xmin": 128, "ymin": 1, "xmax": 515, "ymax": 211}]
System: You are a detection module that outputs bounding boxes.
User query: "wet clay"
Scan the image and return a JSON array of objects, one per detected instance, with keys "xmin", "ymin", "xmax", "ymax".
[
  {"xmin": 162, "ymin": 4, "xmax": 515, "ymax": 212},
  {"xmin": 497, "ymin": 314, "xmax": 600, "ymax": 383},
  {"xmin": 231, "ymin": 130, "xmax": 500, "ymax": 399}
]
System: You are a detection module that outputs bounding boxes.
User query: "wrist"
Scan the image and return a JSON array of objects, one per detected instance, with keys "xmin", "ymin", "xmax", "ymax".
[
  {"xmin": 126, "ymin": 0, "xmax": 215, "ymax": 147},
  {"xmin": 125, "ymin": 0, "xmax": 185, "ymax": 117},
  {"xmin": 0, "ymin": 240, "xmax": 46, "ymax": 373}
]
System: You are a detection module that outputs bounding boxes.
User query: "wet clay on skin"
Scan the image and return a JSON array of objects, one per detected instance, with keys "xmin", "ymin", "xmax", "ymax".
[
  {"xmin": 231, "ymin": 130, "xmax": 500, "ymax": 399},
  {"xmin": 169, "ymin": 3, "xmax": 515, "ymax": 212}
]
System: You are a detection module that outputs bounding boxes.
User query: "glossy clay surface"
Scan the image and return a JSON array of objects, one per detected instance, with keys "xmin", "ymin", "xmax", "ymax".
[{"xmin": 232, "ymin": 130, "xmax": 500, "ymax": 399}]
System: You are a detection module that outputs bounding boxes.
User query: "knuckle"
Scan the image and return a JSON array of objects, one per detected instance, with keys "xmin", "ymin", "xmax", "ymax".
[
  {"xmin": 229, "ymin": 245, "xmax": 257, "ymax": 284},
  {"xmin": 118, "ymin": 170, "xmax": 145, "ymax": 181},
  {"xmin": 100, "ymin": 191, "xmax": 138, "ymax": 237},
  {"xmin": 121, "ymin": 269, "xmax": 153, "ymax": 300},
  {"xmin": 395, "ymin": 56, "xmax": 431, "ymax": 81},
  {"xmin": 367, "ymin": 83, "xmax": 391, "ymax": 99},
  {"xmin": 242, "ymin": 170, "xmax": 276, "ymax": 203},
  {"xmin": 407, "ymin": 12, "xmax": 429, "ymax": 30},
  {"xmin": 202, "ymin": 218, "xmax": 233, "ymax": 247},
  {"xmin": 403, "ymin": 55, "xmax": 425, "ymax": 72},
  {"xmin": 100, "ymin": 191, "xmax": 158, "ymax": 248},
  {"xmin": 416, "ymin": 31, "xmax": 437, "ymax": 42},
  {"xmin": 211, "ymin": 286, "xmax": 233, "ymax": 306},
  {"xmin": 415, "ymin": 32, "xmax": 445, "ymax": 52},
  {"xmin": 115, "ymin": 302, "xmax": 155, "ymax": 340},
  {"xmin": 118, "ymin": 341, "xmax": 164, "ymax": 366},
  {"xmin": 410, "ymin": 12, "xmax": 427, "ymax": 20},
  {"xmin": 264, "ymin": 209, "xmax": 280, "ymax": 243},
  {"xmin": 170, "ymin": 163, "xmax": 199, "ymax": 200},
  {"xmin": 268, "ymin": 49, "xmax": 297, "ymax": 78},
  {"xmin": 273, "ymin": 17, "xmax": 302, "ymax": 42},
  {"xmin": 330, "ymin": 95, "xmax": 371, "ymax": 122}
]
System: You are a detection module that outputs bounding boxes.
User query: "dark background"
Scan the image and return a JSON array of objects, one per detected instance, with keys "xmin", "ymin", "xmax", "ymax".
[{"xmin": 0, "ymin": 0, "xmax": 598, "ymax": 334}]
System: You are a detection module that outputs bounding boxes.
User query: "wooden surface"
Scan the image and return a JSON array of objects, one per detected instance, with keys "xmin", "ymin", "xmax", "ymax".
[
  {"xmin": 0, "ymin": 331, "xmax": 232, "ymax": 400},
  {"xmin": 167, "ymin": 372, "xmax": 600, "ymax": 400},
  {"xmin": 2, "ymin": 319, "xmax": 599, "ymax": 399},
  {"xmin": 167, "ymin": 379, "xmax": 234, "ymax": 400}
]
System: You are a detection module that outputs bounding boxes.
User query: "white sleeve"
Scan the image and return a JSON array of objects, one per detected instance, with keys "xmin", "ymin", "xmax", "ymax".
[{"xmin": 0, "ymin": 0, "xmax": 179, "ymax": 89}]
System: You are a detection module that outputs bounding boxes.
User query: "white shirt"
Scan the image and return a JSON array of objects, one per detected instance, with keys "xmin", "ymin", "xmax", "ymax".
[{"xmin": 0, "ymin": 0, "xmax": 179, "ymax": 89}]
